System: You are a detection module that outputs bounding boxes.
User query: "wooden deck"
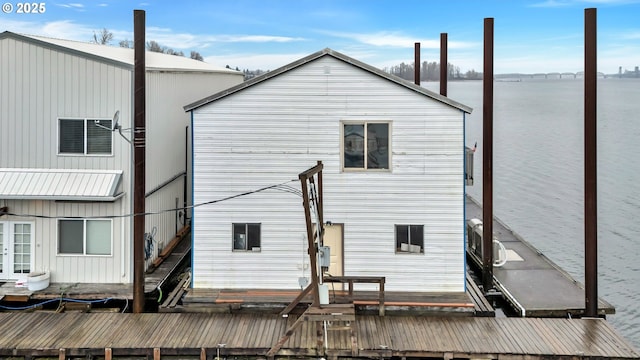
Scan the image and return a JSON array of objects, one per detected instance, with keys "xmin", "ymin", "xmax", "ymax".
[
  {"xmin": 0, "ymin": 227, "xmax": 191, "ymax": 306},
  {"xmin": 466, "ymin": 196, "xmax": 616, "ymax": 317},
  {"xmin": 0, "ymin": 312, "xmax": 636, "ymax": 359},
  {"xmin": 173, "ymin": 275, "xmax": 494, "ymax": 317}
]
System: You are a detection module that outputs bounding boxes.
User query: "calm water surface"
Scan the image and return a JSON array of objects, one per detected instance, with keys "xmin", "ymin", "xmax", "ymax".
[{"xmin": 425, "ymin": 78, "xmax": 640, "ymax": 348}]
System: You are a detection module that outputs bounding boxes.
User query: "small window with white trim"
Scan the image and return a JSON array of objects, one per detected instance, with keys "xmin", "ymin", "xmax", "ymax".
[
  {"xmin": 342, "ymin": 121, "xmax": 390, "ymax": 170},
  {"xmin": 58, "ymin": 118, "xmax": 113, "ymax": 155},
  {"xmin": 233, "ymin": 223, "xmax": 261, "ymax": 251},
  {"xmin": 395, "ymin": 225, "xmax": 424, "ymax": 254},
  {"xmin": 58, "ymin": 219, "xmax": 112, "ymax": 255}
]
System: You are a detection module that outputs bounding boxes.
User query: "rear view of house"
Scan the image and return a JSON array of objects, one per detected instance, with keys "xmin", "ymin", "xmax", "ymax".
[
  {"xmin": 186, "ymin": 48, "xmax": 472, "ymax": 293},
  {"xmin": 0, "ymin": 31, "xmax": 244, "ymax": 285}
]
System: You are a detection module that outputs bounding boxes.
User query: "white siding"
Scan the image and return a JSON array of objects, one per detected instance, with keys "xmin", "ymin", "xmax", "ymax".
[
  {"xmin": 192, "ymin": 56, "xmax": 465, "ymax": 292},
  {"xmin": 144, "ymin": 71, "xmax": 244, "ymax": 259},
  {"xmin": 0, "ymin": 36, "xmax": 133, "ymax": 283},
  {"xmin": 3, "ymin": 200, "xmax": 125, "ymax": 283},
  {"xmin": 0, "ymin": 34, "xmax": 243, "ymax": 284}
]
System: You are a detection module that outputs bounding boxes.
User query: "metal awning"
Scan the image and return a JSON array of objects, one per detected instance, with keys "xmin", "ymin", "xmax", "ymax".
[{"xmin": 0, "ymin": 168, "xmax": 124, "ymax": 201}]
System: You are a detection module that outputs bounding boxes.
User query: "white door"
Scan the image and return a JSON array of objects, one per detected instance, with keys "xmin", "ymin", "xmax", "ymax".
[{"xmin": 0, "ymin": 222, "xmax": 34, "ymax": 280}]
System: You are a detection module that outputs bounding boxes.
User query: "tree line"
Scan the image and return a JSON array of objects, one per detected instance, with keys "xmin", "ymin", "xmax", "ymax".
[
  {"xmin": 383, "ymin": 61, "xmax": 482, "ymax": 81},
  {"xmin": 91, "ymin": 28, "xmax": 204, "ymax": 61}
]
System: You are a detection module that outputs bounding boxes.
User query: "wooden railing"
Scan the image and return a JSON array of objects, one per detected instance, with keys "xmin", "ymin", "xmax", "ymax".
[{"xmin": 323, "ymin": 275, "xmax": 385, "ymax": 316}]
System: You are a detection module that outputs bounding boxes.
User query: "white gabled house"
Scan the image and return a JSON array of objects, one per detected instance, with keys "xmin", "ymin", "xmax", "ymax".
[
  {"xmin": 185, "ymin": 48, "xmax": 473, "ymax": 293},
  {"xmin": 0, "ymin": 31, "xmax": 244, "ymax": 284}
]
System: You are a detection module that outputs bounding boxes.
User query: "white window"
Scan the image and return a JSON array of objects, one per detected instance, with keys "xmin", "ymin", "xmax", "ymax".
[
  {"xmin": 233, "ymin": 223, "xmax": 261, "ymax": 251},
  {"xmin": 395, "ymin": 225, "xmax": 424, "ymax": 254},
  {"xmin": 342, "ymin": 122, "xmax": 390, "ymax": 170},
  {"xmin": 58, "ymin": 118, "xmax": 113, "ymax": 155},
  {"xmin": 58, "ymin": 219, "xmax": 112, "ymax": 255}
]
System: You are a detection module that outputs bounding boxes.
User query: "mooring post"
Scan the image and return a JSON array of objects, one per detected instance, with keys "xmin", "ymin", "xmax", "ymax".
[
  {"xmin": 440, "ymin": 33, "xmax": 448, "ymax": 97},
  {"xmin": 133, "ymin": 9, "xmax": 147, "ymax": 314},
  {"xmin": 584, "ymin": 7, "xmax": 598, "ymax": 318},
  {"xmin": 482, "ymin": 17, "xmax": 495, "ymax": 291}
]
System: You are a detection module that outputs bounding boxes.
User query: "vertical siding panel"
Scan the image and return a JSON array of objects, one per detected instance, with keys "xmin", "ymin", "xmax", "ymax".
[
  {"xmin": 0, "ymin": 36, "xmax": 129, "ymax": 284},
  {"xmin": 1, "ymin": 34, "xmax": 242, "ymax": 284},
  {"xmin": 0, "ymin": 38, "xmax": 7, "ymax": 166}
]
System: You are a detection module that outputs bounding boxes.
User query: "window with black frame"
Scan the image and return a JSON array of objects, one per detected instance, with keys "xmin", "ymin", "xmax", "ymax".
[
  {"xmin": 232, "ymin": 223, "xmax": 261, "ymax": 251},
  {"xmin": 395, "ymin": 224, "xmax": 424, "ymax": 254},
  {"xmin": 58, "ymin": 118, "xmax": 112, "ymax": 155}
]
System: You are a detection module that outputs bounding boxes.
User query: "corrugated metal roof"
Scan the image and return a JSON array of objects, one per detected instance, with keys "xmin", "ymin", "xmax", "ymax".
[
  {"xmin": 0, "ymin": 31, "xmax": 241, "ymax": 74},
  {"xmin": 0, "ymin": 168, "xmax": 123, "ymax": 201},
  {"xmin": 184, "ymin": 48, "xmax": 473, "ymax": 113}
]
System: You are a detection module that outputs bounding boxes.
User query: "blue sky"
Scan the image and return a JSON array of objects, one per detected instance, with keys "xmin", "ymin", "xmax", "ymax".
[{"xmin": 2, "ymin": 0, "xmax": 639, "ymax": 74}]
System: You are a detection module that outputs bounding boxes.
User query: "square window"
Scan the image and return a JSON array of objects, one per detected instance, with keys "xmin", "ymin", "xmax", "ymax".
[
  {"xmin": 395, "ymin": 225, "xmax": 424, "ymax": 254},
  {"xmin": 343, "ymin": 122, "xmax": 390, "ymax": 170},
  {"xmin": 233, "ymin": 223, "xmax": 261, "ymax": 251},
  {"xmin": 59, "ymin": 118, "xmax": 112, "ymax": 155},
  {"xmin": 58, "ymin": 219, "xmax": 112, "ymax": 255}
]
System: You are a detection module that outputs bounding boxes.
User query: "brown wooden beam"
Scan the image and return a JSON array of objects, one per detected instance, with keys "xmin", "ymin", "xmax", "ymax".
[
  {"xmin": 482, "ymin": 17, "xmax": 495, "ymax": 291},
  {"xmin": 584, "ymin": 7, "xmax": 598, "ymax": 318},
  {"xmin": 133, "ymin": 8, "xmax": 147, "ymax": 314},
  {"xmin": 266, "ymin": 312, "xmax": 307, "ymax": 359},
  {"xmin": 440, "ymin": 33, "xmax": 448, "ymax": 96},
  {"xmin": 414, "ymin": 42, "xmax": 421, "ymax": 85}
]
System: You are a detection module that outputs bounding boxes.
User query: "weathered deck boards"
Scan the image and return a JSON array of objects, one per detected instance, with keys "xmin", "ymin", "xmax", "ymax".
[
  {"xmin": 466, "ymin": 196, "xmax": 616, "ymax": 317},
  {"xmin": 0, "ymin": 228, "xmax": 191, "ymax": 304},
  {"xmin": 180, "ymin": 286, "xmax": 481, "ymax": 316},
  {"xmin": 0, "ymin": 312, "xmax": 636, "ymax": 359}
]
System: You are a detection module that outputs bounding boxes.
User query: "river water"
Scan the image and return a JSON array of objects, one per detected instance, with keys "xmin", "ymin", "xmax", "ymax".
[{"xmin": 424, "ymin": 78, "xmax": 640, "ymax": 348}]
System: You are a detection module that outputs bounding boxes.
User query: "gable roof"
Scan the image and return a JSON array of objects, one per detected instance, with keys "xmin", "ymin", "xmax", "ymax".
[
  {"xmin": 0, "ymin": 31, "xmax": 241, "ymax": 74},
  {"xmin": 184, "ymin": 48, "xmax": 472, "ymax": 113}
]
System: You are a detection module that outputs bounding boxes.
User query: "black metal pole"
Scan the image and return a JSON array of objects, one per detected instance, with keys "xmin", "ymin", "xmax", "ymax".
[
  {"xmin": 440, "ymin": 33, "xmax": 448, "ymax": 96},
  {"xmin": 133, "ymin": 9, "xmax": 146, "ymax": 313},
  {"xmin": 482, "ymin": 18, "xmax": 494, "ymax": 291},
  {"xmin": 584, "ymin": 7, "xmax": 598, "ymax": 318},
  {"xmin": 414, "ymin": 42, "xmax": 420, "ymax": 85}
]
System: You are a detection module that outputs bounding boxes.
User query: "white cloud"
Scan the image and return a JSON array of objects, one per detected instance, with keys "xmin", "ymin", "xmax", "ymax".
[
  {"xmin": 204, "ymin": 52, "xmax": 309, "ymax": 71},
  {"xmin": 143, "ymin": 26, "xmax": 306, "ymax": 50},
  {"xmin": 320, "ymin": 30, "xmax": 477, "ymax": 50},
  {"xmin": 56, "ymin": 3, "xmax": 85, "ymax": 10},
  {"xmin": 41, "ymin": 20, "xmax": 95, "ymax": 41},
  {"xmin": 622, "ymin": 31, "xmax": 640, "ymax": 39}
]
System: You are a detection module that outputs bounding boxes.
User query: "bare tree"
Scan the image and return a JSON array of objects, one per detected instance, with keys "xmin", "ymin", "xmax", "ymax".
[
  {"xmin": 119, "ymin": 39, "xmax": 133, "ymax": 49},
  {"xmin": 146, "ymin": 40, "xmax": 184, "ymax": 57},
  {"xmin": 146, "ymin": 40, "xmax": 164, "ymax": 53},
  {"xmin": 190, "ymin": 51, "xmax": 204, "ymax": 61},
  {"xmin": 91, "ymin": 28, "xmax": 113, "ymax": 45}
]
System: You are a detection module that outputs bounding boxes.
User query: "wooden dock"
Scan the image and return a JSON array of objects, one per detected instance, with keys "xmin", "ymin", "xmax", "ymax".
[
  {"xmin": 0, "ymin": 227, "xmax": 191, "ymax": 307},
  {"xmin": 171, "ymin": 275, "xmax": 494, "ymax": 317},
  {"xmin": 0, "ymin": 312, "xmax": 636, "ymax": 359},
  {"xmin": 465, "ymin": 196, "xmax": 616, "ymax": 317}
]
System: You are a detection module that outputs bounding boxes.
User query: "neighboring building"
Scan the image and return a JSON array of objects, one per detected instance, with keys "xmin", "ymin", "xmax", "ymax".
[
  {"xmin": 185, "ymin": 48, "xmax": 472, "ymax": 292},
  {"xmin": 0, "ymin": 31, "xmax": 244, "ymax": 284}
]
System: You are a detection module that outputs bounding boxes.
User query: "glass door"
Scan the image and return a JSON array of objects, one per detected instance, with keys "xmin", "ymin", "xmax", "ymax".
[
  {"xmin": 0, "ymin": 222, "xmax": 33, "ymax": 280},
  {"xmin": 10, "ymin": 223, "xmax": 32, "ymax": 279}
]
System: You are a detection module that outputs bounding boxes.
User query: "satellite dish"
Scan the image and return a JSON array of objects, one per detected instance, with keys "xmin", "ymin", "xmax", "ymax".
[
  {"xmin": 93, "ymin": 110, "xmax": 121, "ymax": 132},
  {"xmin": 112, "ymin": 110, "xmax": 120, "ymax": 131}
]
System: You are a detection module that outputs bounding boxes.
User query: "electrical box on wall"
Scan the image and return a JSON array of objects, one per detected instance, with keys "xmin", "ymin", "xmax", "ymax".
[{"xmin": 318, "ymin": 246, "xmax": 331, "ymax": 268}]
